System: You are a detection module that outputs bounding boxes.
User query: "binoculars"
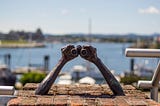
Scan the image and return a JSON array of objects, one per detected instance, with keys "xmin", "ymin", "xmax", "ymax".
[{"xmin": 70, "ymin": 45, "xmax": 89, "ymax": 57}]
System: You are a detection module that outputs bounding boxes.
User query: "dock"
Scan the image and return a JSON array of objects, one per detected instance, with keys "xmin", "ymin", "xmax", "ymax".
[{"xmin": 0, "ymin": 43, "xmax": 45, "ymax": 48}]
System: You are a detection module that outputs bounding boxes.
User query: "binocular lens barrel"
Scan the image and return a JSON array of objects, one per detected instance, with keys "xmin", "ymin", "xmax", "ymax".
[
  {"xmin": 71, "ymin": 46, "xmax": 88, "ymax": 57},
  {"xmin": 81, "ymin": 49, "xmax": 87, "ymax": 56},
  {"xmin": 71, "ymin": 49, "xmax": 77, "ymax": 55}
]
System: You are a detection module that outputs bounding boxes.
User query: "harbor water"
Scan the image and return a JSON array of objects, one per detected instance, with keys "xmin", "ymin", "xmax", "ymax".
[{"xmin": 0, "ymin": 42, "xmax": 158, "ymax": 75}]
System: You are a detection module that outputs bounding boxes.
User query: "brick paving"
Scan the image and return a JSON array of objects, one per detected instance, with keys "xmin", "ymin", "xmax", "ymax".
[{"xmin": 8, "ymin": 83, "xmax": 160, "ymax": 106}]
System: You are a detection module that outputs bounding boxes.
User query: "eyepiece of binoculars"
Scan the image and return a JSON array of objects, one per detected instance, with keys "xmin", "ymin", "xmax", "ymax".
[
  {"xmin": 71, "ymin": 48, "xmax": 77, "ymax": 55},
  {"xmin": 80, "ymin": 49, "xmax": 87, "ymax": 56}
]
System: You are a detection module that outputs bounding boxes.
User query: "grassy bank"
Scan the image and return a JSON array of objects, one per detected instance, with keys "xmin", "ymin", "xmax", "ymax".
[
  {"xmin": 0, "ymin": 40, "xmax": 28, "ymax": 45},
  {"xmin": 0, "ymin": 40, "xmax": 45, "ymax": 48}
]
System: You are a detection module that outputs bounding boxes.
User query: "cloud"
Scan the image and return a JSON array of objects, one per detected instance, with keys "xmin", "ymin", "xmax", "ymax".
[
  {"xmin": 61, "ymin": 9, "xmax": 70, "ymax": 16},
  {"xmin": 138, "ymin": 6, "xmax": 160, "ymax": 14}
]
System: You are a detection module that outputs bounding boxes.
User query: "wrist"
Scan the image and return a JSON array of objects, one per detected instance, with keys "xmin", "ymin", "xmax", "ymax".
[
  {"xmin": 93, "ymin": 57, "xmax": 100, "ymax": 64},
  {"xmin": 59, "ymin": 57, "xmax": 67, "ymax": 65}
]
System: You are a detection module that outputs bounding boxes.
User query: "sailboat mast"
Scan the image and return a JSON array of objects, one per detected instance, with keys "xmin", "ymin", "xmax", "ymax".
[
  {"xmin": 88, "ymin": 18, "xmax": 92, "ymax": 44},
  {"xmin": 86, "ymin": 18, "xmax": 92, "ymax": 71},
  {"xmin": 28, "ymin": 33, "xmax": 32, "ymax": 68}
]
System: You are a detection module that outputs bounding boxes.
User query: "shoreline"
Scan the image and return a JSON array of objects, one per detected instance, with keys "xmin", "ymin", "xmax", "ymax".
[{"xmin": 0, "ymin": 43, "xmax": 45, "ymax": 48}]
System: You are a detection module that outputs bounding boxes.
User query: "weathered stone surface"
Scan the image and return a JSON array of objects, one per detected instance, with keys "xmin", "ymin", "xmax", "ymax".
[{"xmin": 7, "ymin": 83, "xmax": 160, "ymax": 106}]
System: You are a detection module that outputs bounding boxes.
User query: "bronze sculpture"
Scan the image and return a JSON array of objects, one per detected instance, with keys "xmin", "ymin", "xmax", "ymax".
[{"xmin": 35, "ymin": 45, "xmax": 125, "ymax": 96}]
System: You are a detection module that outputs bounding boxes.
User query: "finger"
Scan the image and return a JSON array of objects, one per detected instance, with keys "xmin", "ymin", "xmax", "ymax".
[
  {"xmin": 85, "ymin": 45, "xmax": 96, "ymax": 54},
  {"xmin": 61, "ymin": 44, "xmax": 75, "ymax": 52},
  {"xmin": 66, "ymin": 44, "xmax": 75, "ymax": 51},
  {"xmin": 90, "ymin": 46, "xmax": 97, "ymax": 53}
]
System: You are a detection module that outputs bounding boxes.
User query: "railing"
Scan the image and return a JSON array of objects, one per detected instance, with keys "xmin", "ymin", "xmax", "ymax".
[
  {"xmin": 0, "ymin": 86, "xmax": 15, "ymax": 95},
  {"xmin": 125, "ymin": 48, "xmax": 160, "ymax": 102},
  {"xmin": 0, "ymin": 86, "xmax": 16, "ymax": 106}
]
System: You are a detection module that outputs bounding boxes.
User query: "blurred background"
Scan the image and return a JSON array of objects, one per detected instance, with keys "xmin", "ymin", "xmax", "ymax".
[{"xmin": 0, "ymin": 0, "xmax": 160, "ymax": 88}]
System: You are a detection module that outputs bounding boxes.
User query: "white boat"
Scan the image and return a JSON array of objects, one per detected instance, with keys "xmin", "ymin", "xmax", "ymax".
[
  {"xmin": 57, "ymin": 74, "xmax": 72, "ymax": 84},
  {"xmin": 124, "ymin": 63, "xmax": 154, "ymax": 78},
  {"xmin": 79, "ymin": 76, "xmax": 96, "ymax": 84},
  {"xmin": 133, "ymin": 64, "xmax": 154, "ymax": 77},
  {"xmin": 71, "ymin": 65, "xmax": 104, "ymax": 83}
]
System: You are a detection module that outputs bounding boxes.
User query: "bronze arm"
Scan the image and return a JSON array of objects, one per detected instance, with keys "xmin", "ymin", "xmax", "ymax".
[
  {"xmin": 35, "ymin": 44, "xmax": 124, "ymax": 96},
  {"xmin": 80, "ymin": 45, "xmax": 125, "ymax": 96},
  {"xmin": 35, "ymin": 45, "xmax": 78, "ymax": 95}
]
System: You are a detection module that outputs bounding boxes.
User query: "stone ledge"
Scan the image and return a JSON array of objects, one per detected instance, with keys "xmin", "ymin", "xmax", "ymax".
[{"xmin": 7, "ymin": 83, "xmax": 160, "ymax": 106}]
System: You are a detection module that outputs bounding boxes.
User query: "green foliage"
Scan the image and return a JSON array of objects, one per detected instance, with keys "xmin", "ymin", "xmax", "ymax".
[
  {"xmin": 1, "ymin": 40, "xmax": 28, "ymax": 44},
  {"xmin": 120, "ymin": 75, "xmax": 151, "ymax": 85},
  {"xmin": 20, "ymin": 72, "xmax": 46, "ymax": 85},
  {"xmin": 155, "ymin": 43, "xmax": 160, "ymax": 49}
]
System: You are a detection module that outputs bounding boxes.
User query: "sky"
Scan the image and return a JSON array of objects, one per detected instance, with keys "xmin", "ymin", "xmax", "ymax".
[{"xmin": 0, "ymin": 0, "xmax": 160, "ymax": 35}]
